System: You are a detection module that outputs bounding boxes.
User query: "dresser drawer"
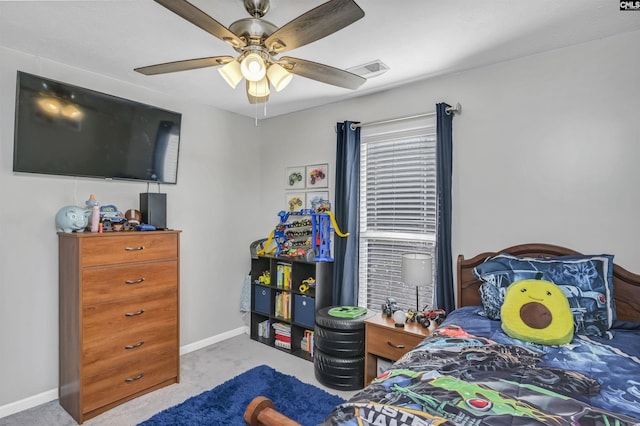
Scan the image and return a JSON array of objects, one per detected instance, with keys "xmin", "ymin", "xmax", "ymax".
[
  {"xmin": 365, "ymin": 325, "xmax": 425, "ymax": 361},
  {"xmin": 81, "ymin": 233, "xmax": 178, "ymax": 267},
  {"xmin": 82, "ymin": 260, "xmax": 177, "ymax": 305},
  {"xmin": 82, "ymin": 290, "xmax": 177, "ymax": 349},
  {"xmin": 82, "ymin": 351, "xmax": 178, "ymax": 414},
  {"xmin": 82, "ymin": 305, "xmax": 177, "ymax": 377}
]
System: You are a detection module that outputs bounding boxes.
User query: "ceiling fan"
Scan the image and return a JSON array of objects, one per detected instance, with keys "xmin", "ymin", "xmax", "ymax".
[{"xmin": 135, "ymin": 0, "xmax": 367, "ymax": 104}]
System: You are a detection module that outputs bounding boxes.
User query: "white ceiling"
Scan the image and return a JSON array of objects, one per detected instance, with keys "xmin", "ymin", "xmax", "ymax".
[{"xmin": 1, "ymin": 0, "xmax": 639, "ymax": 119}]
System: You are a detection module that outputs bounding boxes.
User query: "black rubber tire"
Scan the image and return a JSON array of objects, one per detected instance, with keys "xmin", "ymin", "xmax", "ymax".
[
  {"xmin": 315, "ymin": 306, "xmax": 368, "ymax": 331},
  {"xmin": 314, "ymin": 325, "xmax": 364, "ymax": 357},
  {"xmin": 314, "ymin": 348, "xmax": 364, "ymax": 391}
]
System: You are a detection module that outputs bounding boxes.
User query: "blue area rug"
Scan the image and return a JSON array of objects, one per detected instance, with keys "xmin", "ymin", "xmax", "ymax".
[{"xmin": 138, "ymin": 365, "xmax": 344, "ymax": 426}]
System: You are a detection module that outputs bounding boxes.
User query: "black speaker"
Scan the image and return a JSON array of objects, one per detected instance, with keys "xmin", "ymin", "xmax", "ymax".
[{"xmin": 140, "ymin": 193, "xmax": 167, "ymax": 229}]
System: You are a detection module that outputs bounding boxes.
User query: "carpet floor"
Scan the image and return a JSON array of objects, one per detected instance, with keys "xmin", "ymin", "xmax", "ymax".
[
  {"xmin": 139, "ymin": 365, "xmax": 344, "ymax": 425},
  {"xmin": 0, "ymin": 334, "xmax": 357, "ymax": 426}
]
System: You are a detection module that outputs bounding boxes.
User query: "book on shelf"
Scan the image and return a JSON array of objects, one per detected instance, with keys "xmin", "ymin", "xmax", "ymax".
[
  {"xmin": 274, "ymin": 339, "xmax": 291, "ymax": 350},
  {"xmin": 276, "ymin": 263, "xmax": 284, "ymax": 289},
  {"xmin": 300, "ymin": 329, "xmax": 314, "ymax": 356},
  {"xmin": 257, "ymin": 319, "xmax": 271, "ymax": 339},
  {"xmin": 275, "ymin": 292, "xmax": 291, "ymax": 320},
  {"xmin": 272, "ymin": 322, "xmax": 292, "ymax": 350},
  {"xmin": 272, "ymin": 322, "xmax": 291, "ymax": 335},
  {"xmin": 276, "ymin": 262, "xmax": 292, "ymax": 290},
  {"xmin": 283, "ymin": 264, "xmax": 291, "ymax": 290}
]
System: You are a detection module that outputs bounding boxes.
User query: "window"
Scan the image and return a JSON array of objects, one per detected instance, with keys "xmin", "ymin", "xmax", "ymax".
[{"xmin": 358, "ymin": 117, "xmax": 437, "ymax": 313}]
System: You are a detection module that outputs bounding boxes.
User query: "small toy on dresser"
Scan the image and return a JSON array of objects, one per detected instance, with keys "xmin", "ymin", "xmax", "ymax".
[
  {"xmin": 85, "ymin": 194, "xmax": 100, "ymax": 233},
  {"xmin": 55, "ymin": 205, "xmax": 91, "ymax": 233}
]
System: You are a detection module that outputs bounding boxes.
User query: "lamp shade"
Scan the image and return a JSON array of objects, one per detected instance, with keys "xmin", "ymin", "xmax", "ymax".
[
  {"xmin": 246, "ymin": 77, "xmax": 271, "ymax": 98},
  {"xmin": 266, "ymin": 63, "xmax": 293, "ymax": 92},
  {"xmin": 240, "ymin": 53, "xmax": 266, "ymax": 82},
  {"xmin": 402, "ymin": 253, "xmax": 433, "ymax": 287},
  {"xmin": 218, "ymin": 60, "xmax": 243, "ymax": 89}
]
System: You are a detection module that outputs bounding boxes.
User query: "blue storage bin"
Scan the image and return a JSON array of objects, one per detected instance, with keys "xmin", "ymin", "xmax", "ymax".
[
  {"xmin": 254, "ymin": 286, "xmax": 271, "ymax": 314},
  {"xmin": 294, "ymin": 294, "xmax": 315, "ymax": 328}
]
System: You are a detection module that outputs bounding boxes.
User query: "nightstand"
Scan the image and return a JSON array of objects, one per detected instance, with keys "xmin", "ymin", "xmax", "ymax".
[{"xmin": 364, "ymin": 313, "xmax": 433, "ymax": 386}]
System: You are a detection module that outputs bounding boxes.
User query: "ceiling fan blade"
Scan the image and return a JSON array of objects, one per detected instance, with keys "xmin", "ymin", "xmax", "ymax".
[
  {"xmin": 135, "ymin": 56, "xmax": 234, "ymax": 75},
  {"xmin": 265, "ymin": 0, "xmax": 364, "ymax": 54},
  {"xmin": 154, "ymin": 0, "xmax": 246, "ymax": 48},
  {"xmin": 280, "ymin": 57, "xmax": 366, "ymax": 90}
]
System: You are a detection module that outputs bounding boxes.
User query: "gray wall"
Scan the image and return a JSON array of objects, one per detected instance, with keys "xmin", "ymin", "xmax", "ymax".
[
  {"xmin": 0, "ymin": 47, "xmax": 262, "ymax": 409},
  {"xmin": 258, "ymin": 29, "xmax": 640, "ymax": 271},
  {"xmin": 1, "ymin": 27, "xmax": 639, "ymax": 415}
]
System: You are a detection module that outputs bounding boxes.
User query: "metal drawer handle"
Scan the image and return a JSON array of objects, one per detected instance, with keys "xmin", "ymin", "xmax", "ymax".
[
  {"xmin": 125, "ymin": 309, "xmax": 145, "ymax": 317},
  {"xmin": 124, "ymin": 341, "xmax": 145, "ymax": 350},
  {"xmin": 124, "ymin": 373, "xmax": 145, "ymax": 382},
  {"xmin": 125, "ymin": 277, "xmax": 145, "ymax": 284},
  {"xmin": 387, "ymin": 341, "xmax": 405, "ymax": 349},
  {"xmin": 125, "ymin": 246, "xmax": 145, "ymax": 251}
]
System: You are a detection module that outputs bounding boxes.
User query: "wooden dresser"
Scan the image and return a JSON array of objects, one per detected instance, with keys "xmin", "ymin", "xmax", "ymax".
[{"xmin": 58, "ymin": 230, "xmax": 180, "ymax": 423}]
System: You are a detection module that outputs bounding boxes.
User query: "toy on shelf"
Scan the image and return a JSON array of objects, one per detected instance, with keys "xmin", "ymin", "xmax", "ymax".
[
  {"xmin": 257, "ymin": 206, "xmax": 349, "ymax": 262},
  {"xmin": 298, "ymin": 277, "xmax": 316, "ymax": 293},
  {"xmin": 258, "ymin": 271, "xmax": 271, "ymax": 286}
]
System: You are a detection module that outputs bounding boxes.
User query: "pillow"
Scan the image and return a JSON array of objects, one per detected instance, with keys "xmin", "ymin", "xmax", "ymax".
[
  {"xmin": 501, "ymin": 279, "xmax": 574, "ymax": 345},
  {"xmin": 473, "ymin": 253, "xmax": 615, "ymax": 337}
]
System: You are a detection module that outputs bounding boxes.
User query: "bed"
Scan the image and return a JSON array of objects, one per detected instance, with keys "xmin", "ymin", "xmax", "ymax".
[{"xmin": 244, "ymin": 243, "xmax": 640, "ymax": 425}]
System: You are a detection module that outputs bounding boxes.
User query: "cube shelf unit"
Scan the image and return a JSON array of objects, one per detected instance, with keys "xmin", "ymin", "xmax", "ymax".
[{"xmin": 250, "ymin": 255, "xmax": 333, "ymax": 361}]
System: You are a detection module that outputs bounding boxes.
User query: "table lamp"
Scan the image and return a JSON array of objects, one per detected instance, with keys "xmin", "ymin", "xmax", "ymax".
[{"xmin": 402, "ymin": 253, "xmax": 433, "ymax": 311}]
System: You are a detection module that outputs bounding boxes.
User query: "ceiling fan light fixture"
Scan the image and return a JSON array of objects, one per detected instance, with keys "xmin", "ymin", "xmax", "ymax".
[
  {"xmin": 61, "ymin": 103, "xmax": 84, "ymax": 121},
  {"xmin": 37, "ymin": 96, "xmax": 61, "ymax": 115},
  {"xmin": 266, "ymin": 63, "xmax": 293, "ymax": 92},
  {"xmin": 246, "ymin": 77, "xmax": 271, "ymax": 98},
  {"xmin": 240, "ymin": 53, "xmax": 266, "ymax": 82},
  {"xmin": 218, "ymin": 60, "xmax": 243, "ymax": 88}
]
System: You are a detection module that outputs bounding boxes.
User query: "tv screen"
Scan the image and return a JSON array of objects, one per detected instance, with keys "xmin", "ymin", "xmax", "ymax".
[{"xmin": 13, "ymin": 71, "xmax": 181, "ymax": 184}]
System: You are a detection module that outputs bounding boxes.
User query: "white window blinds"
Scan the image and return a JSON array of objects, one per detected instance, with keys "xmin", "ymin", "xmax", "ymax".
[{"xmin": 358, "ymin": 118, "xmax": 437, "ymax": 313}]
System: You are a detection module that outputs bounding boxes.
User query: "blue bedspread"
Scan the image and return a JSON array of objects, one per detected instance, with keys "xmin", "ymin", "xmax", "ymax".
[
  {"xmin": 448, "ymin": 306, "xmax": 640, "ymax": 418},
  {"xmin": 321, "ymin": 307, "xmax": 640, "ymax": 425}
]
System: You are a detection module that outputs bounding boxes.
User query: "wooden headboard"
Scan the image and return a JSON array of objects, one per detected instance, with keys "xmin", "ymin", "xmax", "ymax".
[{"xmin": 457, "ymin": 243, "xmax": 640, "ymax": 322}]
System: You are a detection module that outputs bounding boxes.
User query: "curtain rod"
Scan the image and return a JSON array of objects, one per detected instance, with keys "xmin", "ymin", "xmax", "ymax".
[{"xmin": 349, "ymin": 102, "xmax": 461, "ymax": 130}]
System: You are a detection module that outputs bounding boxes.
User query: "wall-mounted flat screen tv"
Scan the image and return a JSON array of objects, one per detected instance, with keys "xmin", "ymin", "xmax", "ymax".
[{"xmin": 13, "ymin": 71, "xmax": 181, "ymax": 184}]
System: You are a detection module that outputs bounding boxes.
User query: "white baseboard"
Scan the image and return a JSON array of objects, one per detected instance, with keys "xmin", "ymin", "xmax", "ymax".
[
  {"xmin": 0, "ymin": 388, "xmax": 59, "ymax": 420},
  {"xmin": 179, "ymin": 326, "xmax": 248, "ymax": 355},
  {"xmin": 0, "ymin": 326, "xmax": 250, "ymax": 419}
]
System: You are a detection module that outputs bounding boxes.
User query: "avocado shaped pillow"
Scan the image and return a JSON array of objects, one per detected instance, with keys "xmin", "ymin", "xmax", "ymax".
[{"xmin": 501, "ymin": 279, "xmax": 574, "ymax": 346}]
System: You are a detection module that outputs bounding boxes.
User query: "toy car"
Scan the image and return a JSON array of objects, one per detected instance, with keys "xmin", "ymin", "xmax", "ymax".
[
  {"xmin": 382, "ymin": 298, "xmax": 400, "ymax": 317},
  {"xmin": 415, "ymin": 308, "xmax": 447, "ymax": 327},
  {"xmin": 100, "ymin": 204, "xmax": 125, "ymax": 223}
]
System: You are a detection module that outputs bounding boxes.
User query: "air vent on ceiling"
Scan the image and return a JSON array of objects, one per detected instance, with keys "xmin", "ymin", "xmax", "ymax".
[{"xmin": 347, "ymin": 60, "xmax": 389, "ymax": 79}]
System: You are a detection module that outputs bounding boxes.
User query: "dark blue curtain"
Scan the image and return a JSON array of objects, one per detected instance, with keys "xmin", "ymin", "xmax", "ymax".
[
  {"xmin": 435, "ymin": 103, "xmax": 455, "ymax": 313},
  {"xmin": 333, "ymin": 121, "xmax": 360, "ymax": 306}
]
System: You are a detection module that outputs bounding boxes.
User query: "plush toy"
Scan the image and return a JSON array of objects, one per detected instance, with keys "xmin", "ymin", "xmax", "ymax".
[{"xmin": 501, "ymin": 279, "xmax": 574, "ymax": 346}]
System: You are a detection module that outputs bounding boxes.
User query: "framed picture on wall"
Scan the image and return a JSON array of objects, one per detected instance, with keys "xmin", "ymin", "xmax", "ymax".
[
  {"xmin": 306, "ymin": 191, "xmax": 330, "ymax": 212},
  {"xmin": 285, "ymin": 166, "xmax": 305, "ymax": 189},
  {"xmin": 306, "ymin": 163, "xmax": 328, "ymax": 188},
  {"xmin": 285, "ymin": 192, "xmax": 306, "ymax": 212}
]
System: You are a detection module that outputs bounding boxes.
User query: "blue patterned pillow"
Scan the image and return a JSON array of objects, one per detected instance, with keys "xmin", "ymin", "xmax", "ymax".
[{"xmin": 473, "ymin": 254, "xmax": 616, "ymax": 337}]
